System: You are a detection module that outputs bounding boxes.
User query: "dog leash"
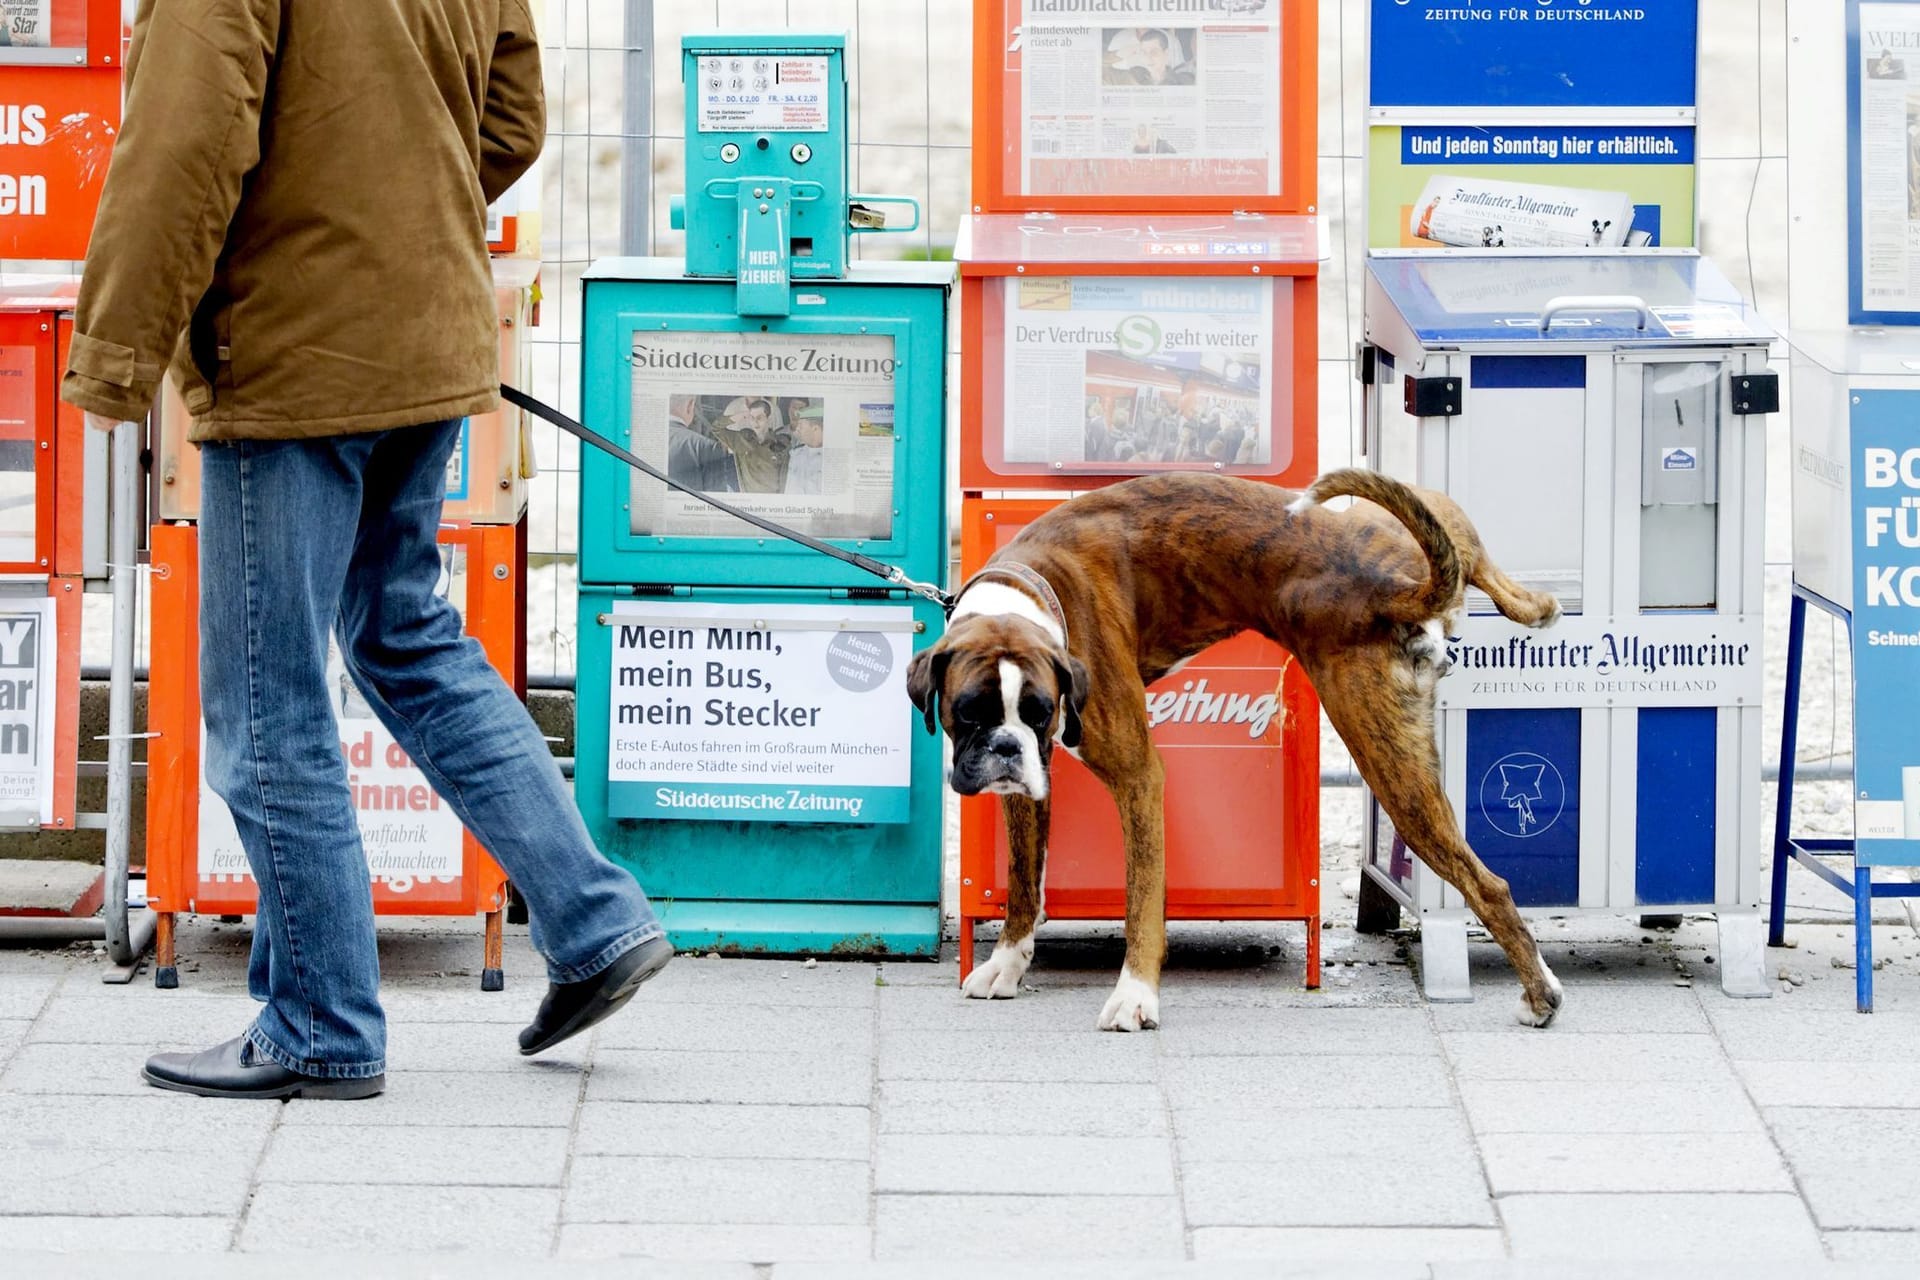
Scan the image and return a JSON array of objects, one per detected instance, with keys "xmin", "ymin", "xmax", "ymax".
[{"xmin": 500, "ymin": 385, "xmax": 955, "ymax": 612}]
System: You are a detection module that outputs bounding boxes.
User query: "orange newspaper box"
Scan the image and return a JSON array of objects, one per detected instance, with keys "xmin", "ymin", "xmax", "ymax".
[
  {"xmin": 0, "ymin": 0, "xmax": 124, "ymax": 261},
  {"xmin": 956, "ymin": 499, "xmax": 1322, "ymax": 987},
  {"xmin": 956, "ymin": 213, "xmax": 1320, "ymax": 492},
  {"xmin": 971, "ymin": 0, "xmax": 1316, "ymax": 215},
  {"xmin": 144, "ymin": 519, "xmax": 527, "ymax": 989},
  {"xmin": 154, "ymin": 258, "xmax": 540, "ymax": 524}
]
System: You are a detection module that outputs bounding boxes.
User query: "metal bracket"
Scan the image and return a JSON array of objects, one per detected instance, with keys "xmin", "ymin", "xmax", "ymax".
[
  {"xmin": 1405, "ymin": 374, "xmax": 1462, "ymax": 418},
  {"xmin": 1731, "ymin": 372, "xmax": 1780, "ymax": 416}
]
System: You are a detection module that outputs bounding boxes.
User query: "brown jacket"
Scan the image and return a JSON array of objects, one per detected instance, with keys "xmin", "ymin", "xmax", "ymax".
[{"xmin": 59, "ymin": 0, "xmax": 543, "ymax": 440}]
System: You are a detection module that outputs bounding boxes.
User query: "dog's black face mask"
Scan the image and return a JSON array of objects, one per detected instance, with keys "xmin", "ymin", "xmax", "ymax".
[{"xmin": 906, "ymin": 618, "xmax": 1090, "ymax": 800}]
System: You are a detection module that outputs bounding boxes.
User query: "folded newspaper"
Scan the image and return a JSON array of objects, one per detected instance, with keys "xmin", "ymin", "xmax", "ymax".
[{"xmin": 1409, "ymin": 175, "xmax": 1636, "ymax": 250}]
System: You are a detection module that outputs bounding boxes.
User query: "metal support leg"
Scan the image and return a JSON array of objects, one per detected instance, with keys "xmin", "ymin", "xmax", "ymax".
[
  {"xmin": 957, "ymin": 914, "xmax": 975, "ymax": 984},
  {"xmin": 481, "ymin": 907, "xmax": 504, "ymax": 992},
  {"xmin": 1419, "ymin": 911, "xmax": 1473, "ymax": 1003},
  {"xmin": 1770, "ymin": 594, "xmax": 1808, "ymax": 947},
  {"xmin": 1304, "ymin": 915, "xmax": 1322, "ymax": 990},
  {"xmin": 153, "ymin": 910, "xmax": 178, "ymax": 989},
  {"xmin": 102, "ymin": 419, "xmax": 141, "ymax": 968},
  {"xmin": 1715, "ymin": 909, "xmax": 1771, "ymax": 999},
  {"xmin": 1856, "ymin": 865, "xmax": 1874, "ymax": 1014}
]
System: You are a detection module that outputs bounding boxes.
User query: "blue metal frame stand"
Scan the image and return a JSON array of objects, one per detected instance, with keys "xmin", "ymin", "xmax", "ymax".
[{"xmin": 1769, "ymin": 587, "xmax": 1920, "ymax": 1013}]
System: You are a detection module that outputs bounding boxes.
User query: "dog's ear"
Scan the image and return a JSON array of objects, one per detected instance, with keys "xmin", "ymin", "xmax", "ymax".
[
  {"xmin": 1053, "ymin": 653, "xmax": 1091, "ymax": 749},
  {"xmin": 906, "ymin": 645, "xmax": 951, "ymax": 736}
]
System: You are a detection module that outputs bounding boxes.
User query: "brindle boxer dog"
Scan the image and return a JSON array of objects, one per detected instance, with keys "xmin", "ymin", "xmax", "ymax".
[{"xmin": 907, "ymin": 469, "xmax": 1564, "ymax": 1031}]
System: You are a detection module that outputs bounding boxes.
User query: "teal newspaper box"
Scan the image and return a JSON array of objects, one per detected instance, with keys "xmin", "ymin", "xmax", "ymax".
[{"xmin": 573, "ymin": 34, "xmax": 951, "ymax": 956}]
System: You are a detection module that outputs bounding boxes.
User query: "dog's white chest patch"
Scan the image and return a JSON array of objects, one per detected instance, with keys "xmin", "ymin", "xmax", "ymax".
[{"xmin": 951, "ymin": 581, "xmax": 1064, "ymax": 646}]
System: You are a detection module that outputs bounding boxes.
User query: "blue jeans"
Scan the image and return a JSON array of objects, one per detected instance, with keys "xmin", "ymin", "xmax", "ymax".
[{"xmin": 199, "ymin": 419, "xmax": 662, "ymax": 1079}]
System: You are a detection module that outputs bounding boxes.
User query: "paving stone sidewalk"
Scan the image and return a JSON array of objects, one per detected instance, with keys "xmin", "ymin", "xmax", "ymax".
[{"xmin": 3, "ymin": 911, "xmax": 1919, "ymax": 1276}]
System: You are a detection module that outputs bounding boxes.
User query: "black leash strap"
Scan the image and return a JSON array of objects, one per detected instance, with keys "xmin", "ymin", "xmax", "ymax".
[{"xmin": 501, "ymin": 385, "xmax": 954, "ymax": 611}]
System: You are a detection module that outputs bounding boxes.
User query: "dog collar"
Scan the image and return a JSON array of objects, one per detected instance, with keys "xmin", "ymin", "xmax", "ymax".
[{"xmin": 956, "ymin": 561, "xmax": 1069, "ymax": 650}]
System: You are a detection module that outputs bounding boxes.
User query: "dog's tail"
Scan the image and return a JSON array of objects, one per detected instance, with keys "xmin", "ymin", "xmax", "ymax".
[{"xmin": 1288, "ymin": 468, "xmax": 1462, "ymax": 620}]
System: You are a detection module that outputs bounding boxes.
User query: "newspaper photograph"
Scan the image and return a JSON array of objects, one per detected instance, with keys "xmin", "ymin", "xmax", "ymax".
[
  {"xmin": 0, "ymin": 597, "xmax": 54, "ymax": 828},
  {"xmin": 1001, "ymin": 275, "xmax": 1275, "ymax": 469},
  {"xmin": 0, "ymin": 1, "xmax": 51, "ymax": 47},
  {"xmin": 629, "ymin": 330, "xmax": 895, "ymax": 541},
  {"xmin": 1408, "ymin": 174, "xmax": 1637, "ymax": 250},
  {"xmin": 1017, "ymin": 0, "xmax": 1282, "ymax": 198},
  {"xmin": 1855, "ymin": 4, "xmax": 1920, "ymax": 315}
]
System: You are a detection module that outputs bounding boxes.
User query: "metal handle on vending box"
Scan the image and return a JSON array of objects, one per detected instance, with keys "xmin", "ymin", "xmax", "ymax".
[{"xmin": 1537, "ymin": 295, "xmax": 1651, "ymax": 333}]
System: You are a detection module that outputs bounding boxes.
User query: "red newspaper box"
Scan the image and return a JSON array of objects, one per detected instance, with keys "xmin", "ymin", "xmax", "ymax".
[
  {"xmin": 956, "ymin": 498, "xmax": 1322, "ymax": 988},
  {"xmin": 971, "ymin": 0, "xmax": 1317, "ymax": 215}
]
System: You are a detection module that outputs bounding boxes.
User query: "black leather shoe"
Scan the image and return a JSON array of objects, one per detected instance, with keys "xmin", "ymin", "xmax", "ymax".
[
  {"xmin": 143, "ymin": 1034, "xmax": 385, "ymax": 1100},
  {"xmin": 519, "ymin": 934, "xmax": 674, "ymax": 1056}
]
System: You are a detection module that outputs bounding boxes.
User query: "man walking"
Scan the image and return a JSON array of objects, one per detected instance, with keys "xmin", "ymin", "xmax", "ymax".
[{"xmin": 60, "ymin": 0, "xmax": 669, "ymax": 1100}]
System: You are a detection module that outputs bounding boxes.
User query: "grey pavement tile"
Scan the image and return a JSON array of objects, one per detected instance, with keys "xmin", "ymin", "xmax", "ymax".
[
  {"xmin": 1479, "ymin": 1131, "xmax": 1794, "ymax": 1193},
  {"xmin": 1710, "ymin": 1008, "xmax": 1920, "ymax": 1063},
  {"xmin": 594, "ymin": 1000, "xmax": 873, "ymax": 1055},
  {"xmin": 641, "ymin": 959, "xmax": 879, "ymax": 1009},
  {"xmin": 563, "ymin": 1155, "xmax": 869, "ymax": 1226},
  {"xmin": 1162, "ymin": 1054, "xmax": 1456, "ymax": 1111},
  {"xmin": 878, "ymin": 1027, "xmax": 1159, "ymax": 1083},
  {"xmin": 257, "ymin": 1123, "xmax": 571, "ymax": 1187},
  {"xmin": 877, "ymin": 984, "xmax": 1126, "ymax": 1029},
  {"xmin": 1823, "ymin": 1230, "xmax": 1920, "ymax": 1262},
  {"xmin": 1, "ymin": 1041, "xmax": 206, "ymax": 1096},
  {"xmin": 1457, "ymin": 1078, "xmax": 1765, "ymax": 1135},
  {"xmin": 1191, "ymin": 1226, "xmax": 1507, "ymax": 1262},
  {"xmin": 1182, "ymin": 1155, "xmax": 1497, "ymax": 1227},
  {"xmin": 0, "ymin": 1145, "xmax": 259, "ymax": 1216},
  {"xmin": 279, "ymin": 1069, "xmax": 583, "ymax": 1128},
  {"xmin": 0, "ymin": 1017, "xmax": 28, "ymax": 1062},
  {"xmin": 1499, "ymin": 1192, "xmax": 1823, "ymax": 1262},
  {"xmin": 874, "ymin": 1133, "xmax": 1176, "ymax": 1196},
  {"xmin": 1771, "ymin": 1108, "xmax": 1920, "ymax": 1230},
  {"xmin": 0, "ymin": 975, "xmax": 57, "ymax": 1019},
  {"xmin": 1440, "ymin": 1031, "xmax": 1730, "ymax": 1083},
  {"xmin": 585, "ymin": 1049, "xmax": 872, "ymax": 1106},
  {"xmin": 385, "ymin": 1020, "xmax": 590, "ymax": 1073},
  {"xmin": 1174, "ymin": 1105, "xmax": 1476, "ymax": 1165},
  {"xmin": 1427, "ymin": 980, "xmax": 1712, "ymax": 1034},
  {"xmin": 776, "ymin": 1267, "xmax": 1430, "ymax": 1280},
  {"xmin": 0, "ymin": 1091, "xmax": 280, "ymax": 1151},
  {"xmin": 878, "ymin": 1079, "xmax": 1169, "ymax": 1138},
  {"xmin": 238, "ymin": 1183, "xmax": 561, "ymax": 1254},
  {"xmin": 0, "ymin": 1215, "xmax": 234, "ymax": 1253},
  {"xmin": 1737, "ymin": 1060, "xmax": 1920, "ymax": 1108},
  {"xmin": 575, "ymin": 1101, "xmax": 870, "ymax": 1160},
  {"xmin": 873, "ymin": 958, "xmax": 960, "ymax": 988},
  {"xmin": 559, "ymin": 1222, "xmax": 872, "ymax": 1262},
  {"xmin": 873, "ymin": 1194, "xmax": 1185, "ymax": 1260},
  {"xmin": 1159, "ymin": 1006, "xmax": 1441, "ymax": 1056},
  {"xmin": 26, "ymin": 994, "xmax": 256, "ymax": 1045},
  {"xmin": 375, "ymin": 987, "xmax": 535, "ymax": 1024}
]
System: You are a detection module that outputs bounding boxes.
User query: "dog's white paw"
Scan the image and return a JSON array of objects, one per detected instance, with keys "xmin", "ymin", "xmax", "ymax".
[
  {"xmin": 961, "ymin": 935, "xmax": 1034, "ymax": 1000},
  {"xmin": 1514, "ymin": 953, "xmax": 1564, "ymax": 1028},
  {"xmin": 1097, "ymin": 966, "xmax": 1160, "ymax": 1032}
]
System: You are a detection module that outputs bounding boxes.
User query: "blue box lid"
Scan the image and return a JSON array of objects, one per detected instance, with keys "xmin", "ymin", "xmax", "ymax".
[{"xmin": 1368, "ymin": 252, "xmax": 1776, "ymax": 348}]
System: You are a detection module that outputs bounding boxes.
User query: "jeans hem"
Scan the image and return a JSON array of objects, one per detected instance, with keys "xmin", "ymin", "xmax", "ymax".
[
  {"xmin": 246, "ymin": 1025, "xmax": 386, "ymax": 1080},
  {"xmin": 547, "ymin": 924, "xmax": 667, "ymax": 986}
]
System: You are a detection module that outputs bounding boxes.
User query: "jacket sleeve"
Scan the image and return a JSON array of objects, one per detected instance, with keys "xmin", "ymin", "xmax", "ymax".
[
  {"xmin": 59, "ymin": 0, "xmax": 281, "ymax": 422},
  {"xmin": 479, "ymin": 0, "xmax": 545, "ymax": 205}
]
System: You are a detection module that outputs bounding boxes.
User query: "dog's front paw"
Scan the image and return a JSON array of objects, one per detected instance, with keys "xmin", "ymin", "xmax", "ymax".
[
  {"xmin": 1097, "ymin": 967, "xmax": 1160, "ymax": 1032},
  {"xmin": 1514, "ymin": 954, "xmax": 1565, "ymax": 1028},
  {"xmin": 961, "ymin": 936, "xmax": 1033, "ymax": 1000}
]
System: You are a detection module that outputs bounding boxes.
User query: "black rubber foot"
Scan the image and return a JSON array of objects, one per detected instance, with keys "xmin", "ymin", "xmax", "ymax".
[
  {"xmin": 1355, "ymin": 871, "xmax": 1402, "ymax": 935},
  {"xmin": 1639, "ymin": 914, "xmax": 1684, "ymax": 930},
  {"xmin": 155, "ymin": 966, "xmax": 179, "ymax": 990},
  {"xmin": 505, "ymin": 886, "xmax": 529, "ymax": 926},
  {"xmin": 480, "ymin": 968, "xmax": 504, "ymax": 992}
]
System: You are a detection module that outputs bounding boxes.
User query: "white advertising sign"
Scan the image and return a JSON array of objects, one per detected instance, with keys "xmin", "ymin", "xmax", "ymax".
[
  {"xmin": 606, "ymin": 600, "xmax": 913, "ymax": 824},
  {"xmin": 0, "ymin": 595, "xmax": 54, "ymax": 827},
  {"xmin": 1436, "ymin": 613, "xmax": 1763, "ymax": 711}
]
